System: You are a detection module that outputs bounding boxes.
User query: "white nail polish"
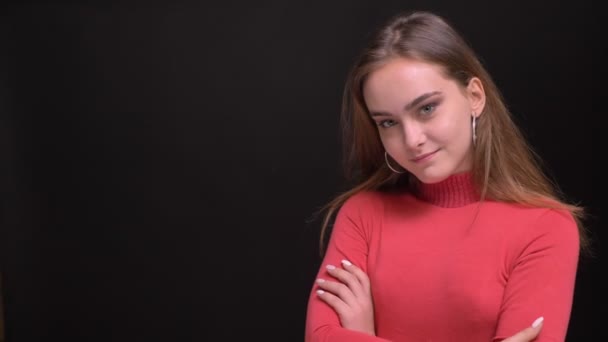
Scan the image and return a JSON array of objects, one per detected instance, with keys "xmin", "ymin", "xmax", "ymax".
[
  {"xmin": 316, "ymin": 290, "xmax": 324, "ymax": 295},
  {"xmin": 326, "ymin": 265, "xmax": 336, "ymax": 270},
  {"xmin": 341, "ymin": 259, "xmax": 352, "ymax": 266},
  {"xmin": 532, "ymin": 317, "xmax": 544, "ymax": 328},
  {"xmin": 316, "ymin": 278, "xmax": 325, "ymax": 283}
]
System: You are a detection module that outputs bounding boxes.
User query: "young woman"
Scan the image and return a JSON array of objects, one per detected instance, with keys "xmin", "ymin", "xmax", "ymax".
[{"xmin": 305, "ymin": 10, "xmax": 588, "ymax": 342}]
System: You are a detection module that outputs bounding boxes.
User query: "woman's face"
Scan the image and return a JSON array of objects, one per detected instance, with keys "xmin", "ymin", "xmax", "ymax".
[{"xmin": 363, "ymin": 57, "xmax": 485, "ymax": 184}]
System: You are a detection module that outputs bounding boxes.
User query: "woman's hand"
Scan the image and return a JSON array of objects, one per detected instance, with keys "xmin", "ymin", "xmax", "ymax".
[
  {"xmin": 502, "ymin": 317, "xmax": 544, "ymax": 342},
  {"xmin": 315, "ymin": 259, "xmax": 375, "ymax": 336}
]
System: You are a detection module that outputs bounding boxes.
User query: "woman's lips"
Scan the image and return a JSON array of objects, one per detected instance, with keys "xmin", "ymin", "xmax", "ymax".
[{"xmin": 410, "ymin": 149, "xmax": 439, "ymax": 162}]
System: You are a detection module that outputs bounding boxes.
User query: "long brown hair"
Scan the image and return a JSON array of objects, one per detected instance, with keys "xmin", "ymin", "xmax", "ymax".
[{"xmin": 318, "ymin": 10, "xmax": 590, "ymax": 255}]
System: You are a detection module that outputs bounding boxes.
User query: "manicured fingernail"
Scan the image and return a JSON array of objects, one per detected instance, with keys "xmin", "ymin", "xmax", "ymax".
[
  {"xmin": 341, "ymin": 259, "xmax": 352, "ymax": 266},
  {"xmin": 316, "ymin": 278, "xmax": 325, "ymax": 284},
  {"xmin": 326, "ymin": 265, "xmax": 336, "ymax": 270},
  {"xmin": 532, "ymin": 317, "xmax": 544, "ymax": 328},
  {"xmin": 316, "ymin": 290, "xmax": 324, "ymax": 295}
]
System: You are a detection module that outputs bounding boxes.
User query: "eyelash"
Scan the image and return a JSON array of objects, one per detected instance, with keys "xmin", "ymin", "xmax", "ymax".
[
  {"xmin": 376, "ymin": 102, "xmax": 438, "ymax": 129},
  {"xmin": 377, "ymin": 119, "xmax": 397, "ymax": 128}
]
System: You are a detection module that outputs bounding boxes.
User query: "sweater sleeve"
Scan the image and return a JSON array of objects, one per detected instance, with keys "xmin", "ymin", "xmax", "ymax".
[
  {"xmin": 493, "ymin": 209, "xmax": 580, "ymax": 342},
  {"xmin": 305, "ymin": 192, "xmax": 391, "ymax": 342}
]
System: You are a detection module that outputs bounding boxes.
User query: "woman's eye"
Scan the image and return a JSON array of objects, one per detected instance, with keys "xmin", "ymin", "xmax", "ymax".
[
  {"xmin": 378, "ymin": 119, "xmax": 396, "ymax": 128},
  {"xmin": 420, "ymin": 103, "xmax": 436, "ymax": 115}
]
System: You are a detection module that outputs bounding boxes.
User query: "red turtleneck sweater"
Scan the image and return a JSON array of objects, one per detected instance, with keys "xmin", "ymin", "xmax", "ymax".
[{"xmin": 305, "ymin": 173, "xmax": 579, "ymax": 342}]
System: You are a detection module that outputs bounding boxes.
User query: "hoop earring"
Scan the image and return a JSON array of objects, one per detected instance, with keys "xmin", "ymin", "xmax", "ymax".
[
  {"xmin": 471, "ymin": 114, "xmax": 477, "ymax": 146},
  {"xmin": 385, "ymin": 151, "xmax": 405, "ymax": 174}
]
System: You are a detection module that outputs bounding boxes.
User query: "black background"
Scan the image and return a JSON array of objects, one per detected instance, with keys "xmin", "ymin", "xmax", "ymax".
[{"xmin": 1, "ymin": 1, "xmax": 603, "ymax": 341}]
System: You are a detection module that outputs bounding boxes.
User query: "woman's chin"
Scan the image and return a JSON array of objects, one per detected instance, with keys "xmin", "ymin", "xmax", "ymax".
[{"xmin": 412, "ymin": 169, "xmax": 450, "ymax": 185}]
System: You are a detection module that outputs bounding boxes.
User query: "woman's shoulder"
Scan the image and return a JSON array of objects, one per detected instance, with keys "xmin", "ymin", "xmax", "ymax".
[
  {"xmin": 484, "ymin": 200, "xmax": 576, "ymax": 223},
  {"xmin": 339, "ymin": 190, "xmax": 385, "ymax": 211},
  {"xmin": 341, "ymin": 189, "xmax": 411, "ymax": 210},
  {"xmin": 484, "ymin": 201, "xmax": 579, "ymax": 243}
]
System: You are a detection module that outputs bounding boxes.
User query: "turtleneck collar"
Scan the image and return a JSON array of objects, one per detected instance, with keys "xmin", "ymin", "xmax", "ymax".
[{"xmin": 414, "ymin": 172, "xmax": 480, "ymax": 208}]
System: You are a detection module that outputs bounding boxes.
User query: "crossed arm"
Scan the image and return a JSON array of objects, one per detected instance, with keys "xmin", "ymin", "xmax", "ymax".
[{"xmin": 304, "ymin": 195, "xmax": 579, "ymax": 341}]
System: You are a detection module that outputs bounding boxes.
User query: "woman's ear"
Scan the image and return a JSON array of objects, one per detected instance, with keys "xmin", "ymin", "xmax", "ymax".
[{"xmin": 467, "ymin": 77, "xmax": 486, "ymax": 116}]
